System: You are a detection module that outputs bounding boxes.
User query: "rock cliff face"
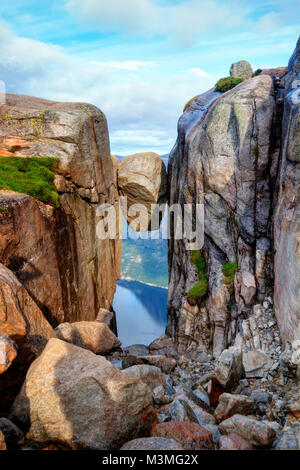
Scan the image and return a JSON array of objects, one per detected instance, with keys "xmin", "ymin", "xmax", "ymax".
[
  {"xmin": 274, "ymin": 37, "xmax": 300, "ymax": 344},
  {"xmin": 0, "ymin": 95, "xmax": 121, "ymax": 326},
  {"xmin": 167, "ymin": 61, "xmax": 295, "ymax": 355},
  {"xmin": 0, "ymin": 263, "xmax": 55, "ymax": 413}
]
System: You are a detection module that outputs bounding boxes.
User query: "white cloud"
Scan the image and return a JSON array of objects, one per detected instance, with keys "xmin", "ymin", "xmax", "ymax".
[
  {"xmin": 0, "ymin": 19, "xmax": 214, "ymax": 154},
  {"xmin": 185, "ymin": 68, "xmax": 211, "ymax": 77},
  {"xmin": 64, "ymin": 0, "xmax": 300, "ymax": 47},
  {"xmin": 64, "ymin": 0, "xmax": 248, "ymax": 46},
  {"xmin": 89, "ymin": 60, "xmax": 155, "ymax": 71}
]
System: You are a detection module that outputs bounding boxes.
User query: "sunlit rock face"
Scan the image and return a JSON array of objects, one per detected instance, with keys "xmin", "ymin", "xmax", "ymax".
[
  {"xmin": 274, "ymin": 37, "xmax": 300, "ymax": 344},
  {"xmin": 167, "ymin": 75, "xmax": 278, "ymax": 356},
  {"xmin": 9, "ymin": 338, "xmax": 156, "ymax": 450},
  {"xmin": 230, "ymin": 60, "xmax": 253, "ymax": 79},
  {"xmin": 0, "ymin": 263, "xmax": 55, "ymax": 414},
  {"xmin": 0, "ymin": 94, "xmax": 121, "ymax": 327},
  {"xmin": 118, "ymin": 152, "xmax": 167, "ymax": 231}
]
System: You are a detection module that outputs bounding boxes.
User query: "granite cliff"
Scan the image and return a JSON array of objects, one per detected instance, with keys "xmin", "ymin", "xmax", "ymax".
[{"xmin": 167, "ymin": 41, "xmax": 300, "ymax": 358}]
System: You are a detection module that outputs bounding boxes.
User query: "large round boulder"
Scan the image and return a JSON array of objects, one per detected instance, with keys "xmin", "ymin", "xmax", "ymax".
[
  {"xmin": 9, "ymin": 338, "xmax": 156, "ymax": 450},
  {"xmin": 118, "ymin": 152, "xmax": 167, "ymax": 231}
]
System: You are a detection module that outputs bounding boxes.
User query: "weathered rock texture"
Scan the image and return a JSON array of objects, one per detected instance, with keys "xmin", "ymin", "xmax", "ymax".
[
  {"xmin": 118, "ymin": 152, "xmax": 167, "ymax": 231},
  {"xmin": 167, "ymin": 75, "xmax": 278, "ymax": 356},
  {"xmin": 55, "ymin": 321, "xmax": 121, "ymax": 354},
  {"xmin": 0, "ymin": 333, "xmax": 17, "ymax": 374},
  {"xmin": 274, "ymin": 37, "xmax": 300, "ymax": 344},
  {"xmin": 0, "ymin": 263, "xmax": 55, "ymax": 413},
  {"xmin": 230, "ymin": 60, "xmax": 253, "ymax": 79},
  {"xmin": 10, "ymin": 338, "xmax": 156, "ymax": 450},
  {"xmin": 0, "ymin": 94, "xmax": 121, "ymax": 328}
]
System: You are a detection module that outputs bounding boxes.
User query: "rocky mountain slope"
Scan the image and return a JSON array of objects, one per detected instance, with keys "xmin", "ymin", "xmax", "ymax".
[
  {"xmin": 167, "ymin": 46, "xmax": 299, "ymax": 359},
  {"xmin": 0, "ymin": 37, "xmax": 299, "ymax": 451},
  {"xmin": 0, "ymin": 95, "xmax": 121, "ymax": 410}
]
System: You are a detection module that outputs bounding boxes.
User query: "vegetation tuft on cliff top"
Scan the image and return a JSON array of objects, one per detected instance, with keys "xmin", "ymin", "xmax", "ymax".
[
  {"xmin": 215, "ymin": 77, "xmax": 244, "ymax": 93},
  {"xmin": 183, "ymin": 95, "xmax": 200, "ymax": 112},
  {"xmin": 0, "ymin": 156, "xmax": 60, "ymax": 207}
]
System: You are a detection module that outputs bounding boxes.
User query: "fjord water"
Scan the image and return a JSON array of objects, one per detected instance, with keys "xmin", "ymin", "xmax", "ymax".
[{"xmin": 113, "ymin": 279, "xmax": 167, "ymax": 347}]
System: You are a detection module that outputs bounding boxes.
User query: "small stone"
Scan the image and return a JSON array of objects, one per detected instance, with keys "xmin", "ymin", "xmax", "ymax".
[
  {"xmin": 152, "ymin": 385, "xmax": 172, "ymax": 405},
  {"xmin": 123, "ymin": 344, "xmax": 149, "ymax": 356},
  {"xmin": 214, "ymin": 347, "xmax": 243, "ymax": 390},
  {"xmin": 275, "ymin": 423, "xmax": 300, "ymax": 450},
  {"xmin": 123, "ymin": 364, "xmax": 165, "ymax": 391},
  {"xmin": 149, "ymin": 335, "xmax": 178, "ymax": 358},
  {"xmin": 218, "ymin": 433, "xmax": 253, "ymax": 450},
  {"xmin": 219, "ymin": 414, "xmax": 276, "ymax": 447},
  {"xmin": 242, "ymin": 350, "xmax": 272, "ymax": 378},
  {"xmin": 0, "ymin": 418, "xmax": 23, "ymax": 448},
  {"xmin": 286, "ymin": 402, "xmax": 300, "ymax": 419},
  {"xmin": 0, "ymin": 431, "xmax": 6, "ymax": 450},
  {"xmin": 193, "ymin": 388, "xmax": 210, "ymax": 407},
  {"xmin": 55, "ymin": 321, "xmax": 121, "ymax": 354},
  {"xmin": 215, "ymin": 393, "xmax": 254, "ymax": 422},
  {"xmin": 168, "ymin": 389, "xmax": 215, "ymax": 426},
  {"xmin": 151, "ymin": 421, "xmax": 214, "ymax": 450},
  {"xmin": 120, "ymin": 437, "xmax": 184, "ymax": 450},
  {"xmin": 0, "ymin": 333, "xmax": 17, "ymax": 374},
  {"xmin": 96, "ymin": 308, "xmax": 117, "ymax": 334},
  {"xmin": 250, "ymin": 389, "xmax": 272, "ymax": 405}
]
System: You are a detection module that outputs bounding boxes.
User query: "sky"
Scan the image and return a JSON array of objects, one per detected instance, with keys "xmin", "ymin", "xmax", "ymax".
[{"xmin": 0, "ymin": 1, "xmax": 299, "ymax": 155}]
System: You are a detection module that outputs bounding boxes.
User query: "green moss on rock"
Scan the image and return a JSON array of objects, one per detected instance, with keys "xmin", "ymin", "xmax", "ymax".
[
  {"xmin": 222, "ymin": 261, "xmax": 239, "ymax": 294},
  {"xmin": 183, "ymin": 95, "xmax": 200, "ymax": 112},
  {"xmin": 187, "ymin": 250, "xmax": 208, "ymax": 306},
  {"xmin": 0, "ymin": 156, "xmax": 60, "ymax": 207},
  {"xmin": 215, "ymin": 77, "xmax": 244, "ymax": 93}
]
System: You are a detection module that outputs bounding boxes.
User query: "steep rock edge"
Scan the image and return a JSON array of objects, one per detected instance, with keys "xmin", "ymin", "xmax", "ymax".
[
  {"xmin": 274, "ymin": 37, "xmax": 300, "ymax": 344},
  {"xmin": 0, "ymin": 94, "xmax": 121, "ymax": 327},
  {"xmin": 0, "ymin": 263, "xmax": 55, "ymax": 414},
  {"xmin": 167, "ymin": 70, "xmax": 287, "ymax": 356}
]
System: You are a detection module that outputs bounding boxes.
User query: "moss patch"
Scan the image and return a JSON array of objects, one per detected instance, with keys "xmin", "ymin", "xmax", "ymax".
[
  {"xmin": 222, "ymin": 261, "xmax": 239, "ymax": 294},
  {"xmin": 187, "ymin": 250, "xmax": 208, "ymax": 306},
  {"xmin": 183, "ymin": 95, "xmax": 200, "ymax": 112},
  {"xmin": 0, "ymin": 156, "xmax": 60, "ymax": 207},
  {"xmin": 215, "ymin": 77, "xmax": 244, "ymax": 93}
]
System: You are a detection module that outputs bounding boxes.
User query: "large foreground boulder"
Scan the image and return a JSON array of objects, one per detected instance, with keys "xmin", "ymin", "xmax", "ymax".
[
  {"xmin": 55, "ymin": 321, "xmax": 121, "ymax": 354},
  {"xmin": 118, "ymin": 152, "xmax": 167, "ymax": 231},
  {"xmin": 0, "ymin": 264, "xmax": 55, "ymax": 413},
  {"xmin": 9, "ymin": 338, "xmax": 156, "ymax": 450}
]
